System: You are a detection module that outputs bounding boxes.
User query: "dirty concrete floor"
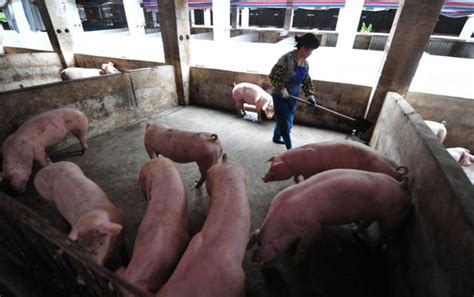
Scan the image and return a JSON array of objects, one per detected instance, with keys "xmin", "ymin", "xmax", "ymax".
[{"xmin": 4, "ymin": 105, "xmax": 390, "ymax": 297}]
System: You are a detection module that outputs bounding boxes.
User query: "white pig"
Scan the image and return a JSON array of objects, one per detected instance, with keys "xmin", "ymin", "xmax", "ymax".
[
  {"xmin": 60, "ymin": 62, "xmax": 119, "ymax": 80},
  {"xmin": 116, "ymin": 158, "xmax": 189, "ymax": 296},
  {"xmin": 447, "ymin": 147, "xmax": 473, "ymax": 167},
  {"xmin": 34, "ymin": 161, "xmax": 124, "ymax": 265},
  {"xmin": 248, "ymin": 169, "xmax": 411, "ymax": 267},
  {"xmin": 0, "ymin": 108, "xmax": 89, "ymax": 192},
  {"xmin": 156, "ymin": 154, "xmax": 250, "ymax": 297},
  {"xmin": 424, "ymin": 120, "xmax": 447, "ymax": 143},
  {"xmin": 232, "ymin": 82, "xmax": 274, "ymax": 122},
  {"xmin": 144, "ymin": 122, "xmax": 223, "ymax": 188}
]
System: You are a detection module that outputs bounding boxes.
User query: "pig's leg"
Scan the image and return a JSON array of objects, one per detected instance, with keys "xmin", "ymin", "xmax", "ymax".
[
  {"xmin": 72, "ymin": 130, "xmax": 89, "ymax": 154},
  {"xmin": 293, "ymin": 175, "xmax": 301, "ymax": 183},
  {"xmin": 34, "ymin": 147, "xmax": 52, "ymax": 167},
  {"xmin": 291, "ymin": 230, "xmax": 319, "ymax": 266},
  {"xmin": 117, "ymin": 237, "xmax": 130, "ymax": 265},
  {"xmin": 195, "ymin": 161, "xmax": 211, "ymax": 188},
  {"xmin": 145, "ymin": 144, "xmax": 158, "ymax": 159}
]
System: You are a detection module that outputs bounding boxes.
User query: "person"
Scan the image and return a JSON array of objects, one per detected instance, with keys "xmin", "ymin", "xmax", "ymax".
[{"xmin": 269, "ymin": 33, "xmax": 320, "ymax": 149}]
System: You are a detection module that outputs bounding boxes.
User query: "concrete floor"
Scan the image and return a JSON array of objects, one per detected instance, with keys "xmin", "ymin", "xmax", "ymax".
[{"xmin": 4, "ymin": 106, "xmax": 389, "ymax": 297}]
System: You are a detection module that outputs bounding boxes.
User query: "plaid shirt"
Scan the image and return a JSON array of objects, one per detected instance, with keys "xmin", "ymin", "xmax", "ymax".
[{"xmin": 269, "ymin": 50, "xmax": 316, "ymax": 97}]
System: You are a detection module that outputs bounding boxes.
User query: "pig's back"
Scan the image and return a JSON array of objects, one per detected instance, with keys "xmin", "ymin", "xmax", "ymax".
[
  {"xmin": 34, "ymin": 161, "xmax": 111, "ymax": 222},
  {"xmin": 145, "ymin": 124, "xmax": 221, "ymax": 162},
  {"xmin": 295, "ymin": 141, "xmax": 401, "ymax": 179},
  {"xmin": 13, "ymin": 109, "xmax": 82, "ymax": 146},
  {"xmin": 302, "ymin": 169, "xmax": 409, "ymax": 224}
]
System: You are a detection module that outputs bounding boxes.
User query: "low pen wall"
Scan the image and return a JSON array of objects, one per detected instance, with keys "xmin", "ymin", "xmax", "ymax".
[
  {"xmin": 370, "ymin": 92, "xmax": 474, "ymax": 297},
  {"xmin": 0, "ymin": 65, "xmax": 178, "ymax": 150},
  {"xmin": 189, "ymin": 67, "xmax": 371, "ymax": 133}
]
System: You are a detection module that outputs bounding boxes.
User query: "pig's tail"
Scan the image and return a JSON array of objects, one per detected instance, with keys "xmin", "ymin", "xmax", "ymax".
[{"xmin": 209, "ymin": 134, "xmax": 218, "ymax": 141}]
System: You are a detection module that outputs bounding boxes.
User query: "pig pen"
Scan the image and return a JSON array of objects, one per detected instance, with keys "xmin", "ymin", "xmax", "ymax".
[
  {"xmin": 2, "ymin": 59, "xmax": 472, "ymax": 296},
  {"xmin": 1, "ymin": 105, "xmax": 393, "ymax": 297}
]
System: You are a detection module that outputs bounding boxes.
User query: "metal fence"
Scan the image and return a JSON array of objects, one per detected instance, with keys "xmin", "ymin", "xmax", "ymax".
[{"xmin": 0, "ymin": 192, "xmax": 152, "ymax": 297}]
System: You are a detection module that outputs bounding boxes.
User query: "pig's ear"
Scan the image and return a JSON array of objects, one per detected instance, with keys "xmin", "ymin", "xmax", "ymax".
[
  {"xmin": 247, "ymin": 229, "xmax": 260, "ymax": 250},
  {"xmin": 271, "ymin": 161, "xmax": 286, "ymax": 172},
  {"xmin": 266, "ymin": 156, "xmax": 275, "ymax": 163},
  {"xmin": 98, "ymin": 222, "xmax": 123, "ymax": 235},
  {"xmin": 68, "ymin": 231, "xmax": 79, "ymax": 241}
]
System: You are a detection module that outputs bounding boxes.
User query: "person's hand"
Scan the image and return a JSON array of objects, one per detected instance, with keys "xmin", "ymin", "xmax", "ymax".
[
  {"xmin": 307, "ymin": 95, "xmax": 317, "ymax": 106},
  {"xmin": 281, "ymin": 88, "xmax": 289, "ymax": 99}
]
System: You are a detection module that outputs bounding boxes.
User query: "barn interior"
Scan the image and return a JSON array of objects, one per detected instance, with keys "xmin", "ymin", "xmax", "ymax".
[{"xmin": 0, "ymin": 1, "xmax": 473, "ymax": 297}]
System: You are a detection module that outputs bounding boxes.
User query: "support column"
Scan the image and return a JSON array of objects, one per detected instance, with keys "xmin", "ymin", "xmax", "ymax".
[
  {"xmin": 123, "ymin": 0, "xmax": 145, "ymax": 36},
  {"xmin": 204, "ymin": 8, "xmax": 211, "ymax": 26},
  {"xmin": 160, "ymin": 0, "xmax": 191, "ymax": 105},
  {"xmin": 190, "ymin": 10, "xmax": 195, "ymax": 26},
  {"xmin": 231, "ymin": 6, "xmax": 238, "ymax": 29},
  {"xmin": 12, "ymin": 0, "xmax": 31, "ymax": 35},
  {"xmin": 241, "ymin": 7, "xmax": 249, "ymax": 28},
  {"xmin": 37, "ymin": 0, "xmax": 83, "ymax": 68},
  {"xmin": 365, "ymin": 0, "xmax": 445, "ymax": 124},
  {"xmin": 460, "ymin": 15, "xmax": 474, "ymax": 39},
  {"xmin": 283, "ymin": 7, "xmax": 294, "ymax": 31},
  {"xmin": 335, "ymin": 0, "xmax": 364, "ymax": 49},
  {"xmin": 0, "ymin": 25, "xmax": 4, "ymax": 54},
  {"xmin": 212, "ymin": 0, "xmax": 230, "ymax": 41}
]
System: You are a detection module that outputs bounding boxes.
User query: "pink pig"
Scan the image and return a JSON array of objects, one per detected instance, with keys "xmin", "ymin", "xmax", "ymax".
[
  {"xmin": 0, "ymin": 108, "xmax": 89, "ymax": 192},
  {"xmin": 116, "ymin": 158, "xmax": 189, "ymax": 296},
  {"xmin": 248, "ymin": 169, "xmax": 411, "ymax": 267},
  {"xmin": 447, "ymin": 147, "xmax": 473, "ymax": 167},
  {"xmin": 156, "ymin": 154, "xmax": 250, "ymax": 297},
  {"xmin": 144, "ymin": 122, "xmax": 223, "ymax": 188},
  {"xmin": 424, "ymin": 120, "xmax": 447, "ymax": 143},
  {"xmin": 34, "ymin": 161, "xmax": 124, "ymax": 265},
  {"xmin": 262, "ymin": 140, "xmax": 408, "ymax": 183},
  {"xmin": 60, "ymin": 62, "xmax": 120, "ymax": 80},
  {"xmin": 232, "ymin": 82, "xmax": 274, "ymax": 122}
]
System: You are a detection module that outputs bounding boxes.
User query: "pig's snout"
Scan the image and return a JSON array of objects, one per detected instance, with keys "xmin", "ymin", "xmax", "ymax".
[{"xmin": 11, "ymin": 175, "xmax": 28, "ymax": 192}]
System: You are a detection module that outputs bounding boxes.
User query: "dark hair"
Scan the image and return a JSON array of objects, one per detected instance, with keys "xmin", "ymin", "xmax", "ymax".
[{"xmin": 295, "ymin": 33, "xmax": 320, "ymax": 49}]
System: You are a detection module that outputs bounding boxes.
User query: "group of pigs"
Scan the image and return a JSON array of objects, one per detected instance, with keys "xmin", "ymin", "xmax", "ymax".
[
  {"xmin": 424, "ymin": 120, "xmax": 474, "ymax": 167},
  {"xmin": 1, "ymin": 107, "xmax": 414, "ymax": 296}
]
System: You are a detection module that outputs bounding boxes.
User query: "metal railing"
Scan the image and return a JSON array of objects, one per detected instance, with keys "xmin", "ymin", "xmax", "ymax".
[{"xmin": 0, "ymin": 192, "xmax": 152, "ymax": 297}]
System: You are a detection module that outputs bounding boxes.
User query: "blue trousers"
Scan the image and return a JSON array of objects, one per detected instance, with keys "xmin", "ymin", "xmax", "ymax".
[{"xmin": 272, "ymin": 94, "xmax": 297, "ymax": 149}]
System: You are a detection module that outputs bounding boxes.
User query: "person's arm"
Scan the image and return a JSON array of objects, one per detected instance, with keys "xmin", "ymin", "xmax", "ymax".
[
  {"xmin": 302, "ymin": 73, "xmax": 316, "ymax": 97},
  {"xmin": 269, "ymin": 63, "xmax": 286, "ymax": 92},
  {"xmin": 302, "ymin": 73, "xmax": 317, "ymax": 105}
]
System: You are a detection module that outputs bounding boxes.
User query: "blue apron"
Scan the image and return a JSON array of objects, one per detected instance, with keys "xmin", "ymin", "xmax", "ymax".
[{"xmin": 272, "ymin": 65, "xmax": 308, "ymax": 149}]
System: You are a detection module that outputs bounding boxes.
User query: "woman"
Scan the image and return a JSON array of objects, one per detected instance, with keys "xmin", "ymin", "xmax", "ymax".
[{"xmin": 269, "ymin": 33, "xmax": 320, "ymax": 149}]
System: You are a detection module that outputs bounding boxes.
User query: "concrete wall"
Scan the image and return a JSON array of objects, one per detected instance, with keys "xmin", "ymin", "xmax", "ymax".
[
  {"xmin": 75, "ymin": 54, "xmax": 165, "ymax": 72},
  {"xmin": 0, "ymin": 65, "xmax": 178, "ymax": 150},
  {"xmin": 370, "ymin": 92, "xmax": 474, "ymax": 297},
  {"xmin": 4, "ymin": 47, "xmax": 52, "ymax": 54},
  {"xmin": 189, "ymin": 67, "xmax": 371, "ymax": 132},
  {"xmin": 406, "ymin": 92, "xmax": 474, "ymax": 149},
  {"xmin": 0, "ymin": 53, "xmax": 62, "ymax": 92}
]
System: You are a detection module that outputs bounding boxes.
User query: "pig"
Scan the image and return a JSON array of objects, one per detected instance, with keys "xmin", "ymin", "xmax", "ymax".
[
  {"xmin": 232, "ymin": 82, "xmax": 274, "ymax": 122},
  {"xmin": 424, "ymin": 120, "xmax": 447, "ymax": 143},
  {"xmin": 156, "ymin": 154, "xmax": 250, "ymax": 297},
  {"xmin": 60, "ymin": 62, "xmax": 119, "ymax": 80},
  {"xmin": 115, "ymin": 158, "xmax": 189, "ymax": 296},
  {"xmin": 248, "ymin": 169, "xmax": 411, "ymax": 267},
  {"xmin": 447, "ymin": 147, "xmax": 473, "ymax": 167},
  {"xmin": 34, "ymin": 161, "xmax": 124, "ymax": 265},
  {"xmin": 0, "ymin": 108, "xmax": 89, "ymax": 192},
  {"xmin": 144, "ymin": 122, "xmax": 223, "ymax": 188},
  {"xmin": 262, "ymin": 140, "xmax": 408, "ymax": 183}
]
